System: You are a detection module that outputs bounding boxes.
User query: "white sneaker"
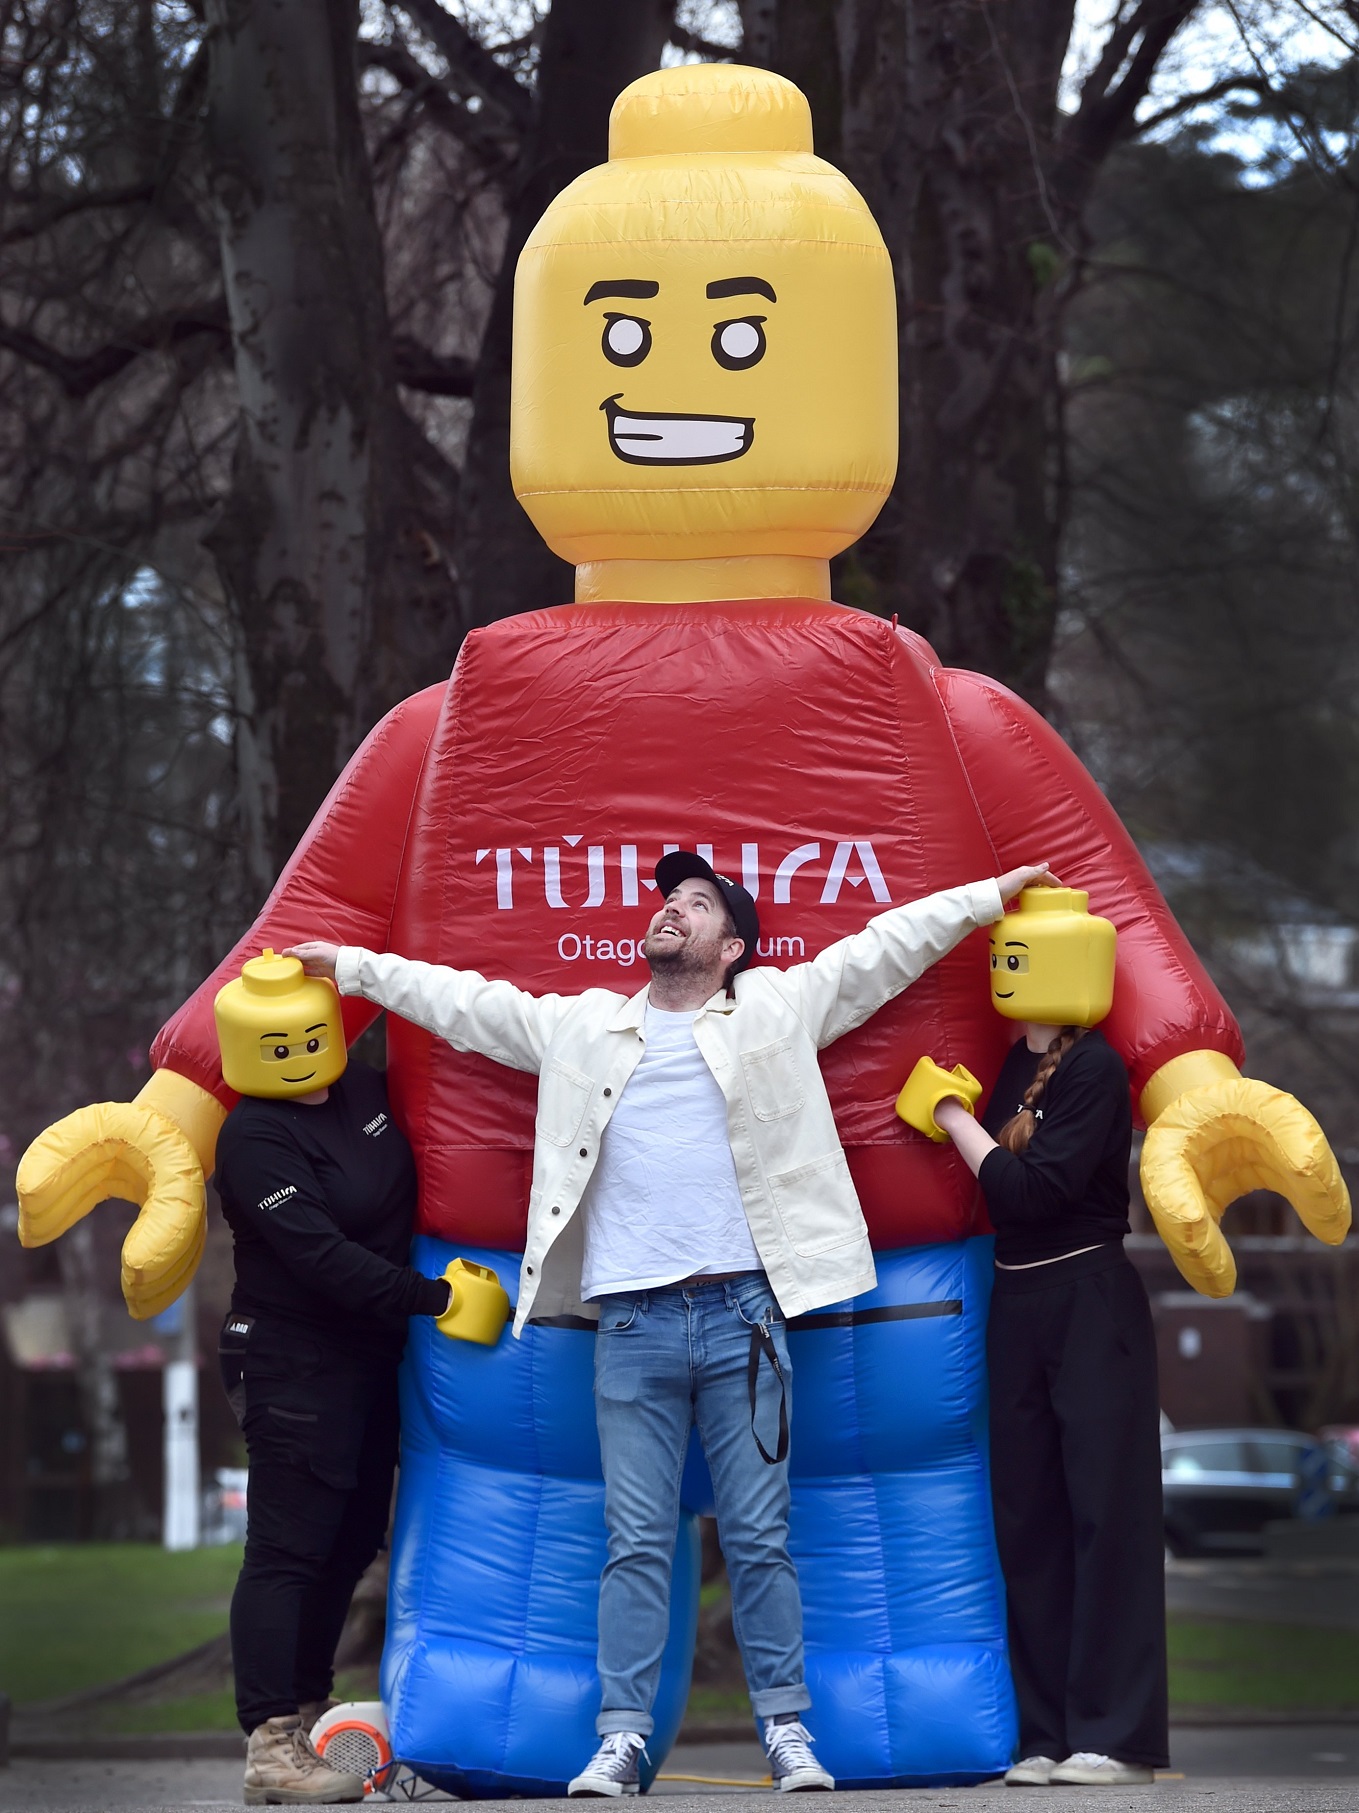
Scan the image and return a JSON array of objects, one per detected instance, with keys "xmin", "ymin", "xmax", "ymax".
[
  {"xmin": 763, "ymin": 1718, "xmax": 835, "ymax": 1792},
  {"xmin": 568, "ymin": 1731, "xmax": 649, "ymax": 1797},
  {"xmin": 1050, "ymin": 1751, "xmax": 1154, "ymax": 1785},
  {"xmin": 1004, "ymin": 1755, "xmax": 1059, "ymax": 1785}
]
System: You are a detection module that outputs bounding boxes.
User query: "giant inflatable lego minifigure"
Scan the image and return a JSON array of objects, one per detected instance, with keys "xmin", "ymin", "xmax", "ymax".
[{"xmin": 19, "ymin": 63, "xmax": 1349, "ymax": 1793}]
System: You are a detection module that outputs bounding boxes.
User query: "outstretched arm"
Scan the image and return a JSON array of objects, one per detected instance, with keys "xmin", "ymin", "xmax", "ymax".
[
  {"xmin": 767, "ymin": 864, "xmax": 1052, "ymax": 1048},
  {"xmin": 291, "ymin": 940, "xmax": 579, "ymax": 1077},
  {"xmin": 933, "ymin": 662, "xmax": 1242, "ymax": 1093}
]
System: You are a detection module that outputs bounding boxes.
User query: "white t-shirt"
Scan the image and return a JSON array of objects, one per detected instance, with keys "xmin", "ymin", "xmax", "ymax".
[{"xmin": 579, "ymin": 1001, "xmax": 761, "ymax": 1298}]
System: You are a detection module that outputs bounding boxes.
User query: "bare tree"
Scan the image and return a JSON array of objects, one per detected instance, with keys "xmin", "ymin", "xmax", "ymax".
[
  {"xmin": 452, "ymin": 0, "xmax": 677, "ymax": 628},
  {"xmin": 202, "ymin": 0, "xmax": 463, "ymax": 886},
  {"xmin": 723, "ymin": 0, "xmax": 1220, "ymax": 705}
]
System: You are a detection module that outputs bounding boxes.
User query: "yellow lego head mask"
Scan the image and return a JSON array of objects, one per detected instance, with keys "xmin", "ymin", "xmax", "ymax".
[
  {"xmin": 214, "ymin": 949, "xmax": 347, "ymax": 1099},
  {"xmin": 990, "ymin": 889, "xmax": 1117, "ymax": 1028},
  {"xmin": 510, "ymin": 65, "xmax": 898, "ymax": 580}
]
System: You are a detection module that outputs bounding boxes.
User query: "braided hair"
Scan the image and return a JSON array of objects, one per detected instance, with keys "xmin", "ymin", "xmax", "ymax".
[{"xmin": 995, "ymin": 1027, "xmax": 1089, "ymax": 1154}]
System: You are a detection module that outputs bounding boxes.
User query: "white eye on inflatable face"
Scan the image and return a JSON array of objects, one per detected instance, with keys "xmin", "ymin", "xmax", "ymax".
[
  {"xmin": 712, "ymin": 316, "xmax": 767, "ymax": 370},
  {"xmin": 602, "ymin": 314, "xmax": 651, "ymax": 366}
]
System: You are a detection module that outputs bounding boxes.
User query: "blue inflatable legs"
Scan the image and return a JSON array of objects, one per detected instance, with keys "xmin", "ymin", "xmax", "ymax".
[{"xmin": 383, "ymin": 1237, "xmax": 1014, "ymax": 1792}]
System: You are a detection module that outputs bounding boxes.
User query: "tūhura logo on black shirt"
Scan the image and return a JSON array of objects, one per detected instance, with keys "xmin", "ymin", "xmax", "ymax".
[
  {"xmin": 362, "ymin": 1112, "xmax": 390, "ymax": 1137},
  {"xmin": 257, "ymin": 1183, "xmax": 298, "ymax": 1213}
]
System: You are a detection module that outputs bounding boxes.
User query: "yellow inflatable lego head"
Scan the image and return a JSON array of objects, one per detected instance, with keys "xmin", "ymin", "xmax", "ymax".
[
  {"xmin": 511, "ymin": 64, "xmax": 897, "ymax": 583},
  {"xmin": 990, "ymin": 889, "xmax": 1117, "ymax": 1028},
  {"xmin": 214, "ymin": 949, "xmax": 347, "ymax": 1098}
]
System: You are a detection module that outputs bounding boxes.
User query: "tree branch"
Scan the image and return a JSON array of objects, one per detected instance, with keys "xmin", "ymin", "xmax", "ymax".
[
  {"xmin": 0, "ymin": 305, "xmax": 229, "ymax": 398},
  {"xmin": 3, "ymin": 41, "xmax": 210, "ymax": 248},
  {"xmin": 1136, "ymin": 72, "xmax": 1273, "ymax": 134},
  {"xmin": 668, "ymin": 24, "xmax": 742, "ymax": 60},
  {"xmin": 391, "ymin": 0, "xmax": 534, "ymax": 131},
  {"xmin": 391, "ymin": 334, "xmax": 474, "ymax": 396},
  {"xmin": 359, "ymin": 39, "xmax": 518, "ymax": 174},
  {"xmin": 1055, "ymin": 0, "xmax": 1201, "ymax": 207},
  {"xmin": 0, "ymin": 182, "xmax": 157, "ymax": 248}
]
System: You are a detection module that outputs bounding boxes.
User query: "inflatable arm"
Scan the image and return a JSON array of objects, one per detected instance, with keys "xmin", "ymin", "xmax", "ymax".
[
  {"xmin": 932, "ymin": 655, "xmax": 1349, "ymax": 1295},
  {"xmin": 931, "ymin": 654, "xmax": 1242, "ymax": 1092},
  {"xmin": 18, "ymin": 682, "xmax": 449, "ymax": 1317}
]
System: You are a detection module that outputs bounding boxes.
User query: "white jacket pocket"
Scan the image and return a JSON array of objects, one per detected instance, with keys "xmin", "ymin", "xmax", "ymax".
[
  {"xmin": 767, "ymin": 1150, "xmax": 864, "ymax": 1256},
  {"xmin": 740, "ymin": 1036, "xmax": 806, "ymax": 1121},
  {"xmin": 535, "ymin": 1060, "xmax": 593, "ymax": 1146}
]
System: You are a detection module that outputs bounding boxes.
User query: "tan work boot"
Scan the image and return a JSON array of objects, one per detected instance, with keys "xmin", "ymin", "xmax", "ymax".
[{"xmin": 243, "ymin": 1713, "xmax": 365, "ymax": 1805}]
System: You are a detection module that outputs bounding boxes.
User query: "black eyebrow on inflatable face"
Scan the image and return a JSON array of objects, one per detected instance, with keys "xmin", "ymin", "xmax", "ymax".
[
  {"xmin": 707, "ymin": 277, "xmax": 777, "ymax": 302},
  {"xmin": 584, "ymin": 280, "xmax": 660, "ymax": 303}
]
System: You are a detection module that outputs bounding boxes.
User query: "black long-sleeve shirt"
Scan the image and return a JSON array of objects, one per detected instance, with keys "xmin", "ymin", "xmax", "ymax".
[
  {"xmin": 977, "ymin": 1029, "xmax": 1132, "ymax": 1266},
  {"xmin": 213, "ymin": 1060, "xmax": 445, "ymax": 1360}
]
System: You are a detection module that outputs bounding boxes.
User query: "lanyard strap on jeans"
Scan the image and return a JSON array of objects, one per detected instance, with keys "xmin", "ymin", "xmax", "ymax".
[{"xmin": 747, "ymin": 1320, "xmax": 789, "ymax": 1465}]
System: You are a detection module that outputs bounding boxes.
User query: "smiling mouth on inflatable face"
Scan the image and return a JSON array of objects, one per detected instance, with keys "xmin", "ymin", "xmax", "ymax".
[{"xmin": 601, "ymin": 395, "xmax": 754, "ymax": 465}]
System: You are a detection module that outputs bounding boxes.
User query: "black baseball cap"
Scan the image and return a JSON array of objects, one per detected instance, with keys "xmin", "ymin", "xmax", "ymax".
[{"xmin": 654, "ymin": 850, "xmax": 761, "ymax": 974}]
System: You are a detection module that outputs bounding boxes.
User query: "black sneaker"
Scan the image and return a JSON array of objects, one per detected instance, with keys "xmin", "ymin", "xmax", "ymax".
[{"xmin": 568, "ymin": 1731, "xmax": 649, "ymax": 1797}]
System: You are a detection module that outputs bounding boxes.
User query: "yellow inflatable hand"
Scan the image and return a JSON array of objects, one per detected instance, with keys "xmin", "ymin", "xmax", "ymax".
[
  {"xmin": 895, "ymin": 1056, "xmax": 983, "ymax": 1143},
  {"xmin": 1139, "ymin": 1051, "xmax": 1350, "ymax": 1299},
  {"xmin": 17, "ymin": 1070, "xmax": 228, "ymax": 1321}
]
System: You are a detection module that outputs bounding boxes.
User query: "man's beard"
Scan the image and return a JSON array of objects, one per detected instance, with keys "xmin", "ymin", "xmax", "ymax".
[{"xmin": 644, "ymin": 928, "xmax": 708, "ymax": 977}]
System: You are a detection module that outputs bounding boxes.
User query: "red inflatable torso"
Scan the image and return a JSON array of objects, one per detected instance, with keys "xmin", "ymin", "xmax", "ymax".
[{"xmin": 154, "ymin": 600, "xmax": 1242, "ymax": 1253}]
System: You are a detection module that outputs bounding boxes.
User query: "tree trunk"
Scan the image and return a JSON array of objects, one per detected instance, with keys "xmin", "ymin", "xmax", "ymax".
[
  {"xmin": 749, "ymin": 0, "xmax": 1195, "ymax": 708},
  {"xmin": 203, "ymin": 0, "xmax": 458, "ymax": 887},
  {"xmin": 454, "ymin": 0, "xmax": 676, "ymax": 633}
]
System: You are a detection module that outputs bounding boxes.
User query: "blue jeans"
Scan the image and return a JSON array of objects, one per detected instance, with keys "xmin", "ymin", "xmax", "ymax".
[{"xmin": 592, "ymin": 1273, "xmax": 810, "ymax": 1737}]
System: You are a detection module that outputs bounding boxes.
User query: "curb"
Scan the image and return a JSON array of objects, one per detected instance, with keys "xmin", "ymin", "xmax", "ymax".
[
  {"xmin": 11, "ymin": 1733, "xmax": 244, "ymax": 1760},
  {"xmin": 1168, "ymin": 1709, "xmax": 1359, "ymax": 1727}
]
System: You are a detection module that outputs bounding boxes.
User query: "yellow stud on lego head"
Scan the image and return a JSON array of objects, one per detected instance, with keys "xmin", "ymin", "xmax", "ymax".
[
  {"xmin": 510, "ymin": 64, "xmax": 898, "ymax": 597},
  {"xmin": 214, "ymin": 949, "xmax": 347, "ymax": 1099},
  {"xmin": 990, "ymin": 889, "xmax": 1117, "ymax": 1028}
]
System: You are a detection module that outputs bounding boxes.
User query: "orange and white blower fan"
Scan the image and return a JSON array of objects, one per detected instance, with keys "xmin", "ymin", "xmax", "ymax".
[{"xmin": 309, "ymin": 1703, "xmax": 391, "ymax": 1795}]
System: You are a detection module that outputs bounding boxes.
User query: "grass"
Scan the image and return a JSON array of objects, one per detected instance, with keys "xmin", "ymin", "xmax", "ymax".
[
  {"xmin": 669, "ymin": 1616, "xmax": 1359, "ymax": 1729},
  {"xmin": 0, "ymin": 1542, "xmax": 243, "ymax": 1705},
  {"xmin": 5, "ymin": 1543, "xmax": 1359, "ymax": 1729},
  {"xmin": 85, "ymin": 1670, "xmax": 380, "ymax": 1735},
  {"xmin": 93, "ymin": 1688, "xmax": 239, "ymax": 1733},
  {"xmin": 1168, "ymin": 1616, "xmax": 1359, "ymax": 1712},
  {"xmin": 684, "ymin": 1686, "xmax": 752, "ymax": 1724},
  {"xmin": 684, "ymin": 1618, "xmax": 1359, "ymax": 1728}
]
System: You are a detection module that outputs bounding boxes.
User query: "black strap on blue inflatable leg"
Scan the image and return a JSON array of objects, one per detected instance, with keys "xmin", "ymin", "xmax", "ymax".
[{"xmin": 748, "ymin": 1322, "xmax": 789, "ymax": 1466}]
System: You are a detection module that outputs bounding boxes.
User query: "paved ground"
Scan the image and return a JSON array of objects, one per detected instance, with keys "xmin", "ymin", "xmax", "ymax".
[
  {"xmin": 1166, "ymin": 1558, "xmax": 1359, "ymax": 1630},
  {"xmin": 3, "ymin": 1731, "xmax": 1358, "ymax": 1810}
]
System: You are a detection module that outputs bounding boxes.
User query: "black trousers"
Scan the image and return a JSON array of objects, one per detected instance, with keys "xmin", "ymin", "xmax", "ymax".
[
  {"xmin": 988, "ymin": 1244, "xmax": 1168, "ymax": 1769},
  {"xmin": 220, "ymin": 1314, "xmax": 400, "ymax": 1734}
]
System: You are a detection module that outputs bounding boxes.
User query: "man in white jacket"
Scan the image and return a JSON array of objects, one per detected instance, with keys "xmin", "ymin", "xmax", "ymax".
[{"xmin": 290, "ymin": 850, "xmax": 1048, "ymax": 1797}]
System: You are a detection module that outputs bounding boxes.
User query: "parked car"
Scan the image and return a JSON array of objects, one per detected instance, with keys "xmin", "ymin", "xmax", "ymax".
[{"xmin": 1161, "ymin": 1428, "xmax": 1359, "ymax": 1556}]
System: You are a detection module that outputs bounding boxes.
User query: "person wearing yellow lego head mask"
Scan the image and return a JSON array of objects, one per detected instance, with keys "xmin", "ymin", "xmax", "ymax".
[
  {"xmin": 900, "ymin": 890, "xmax": 1165, "ymax": 1787},
  {"xmin": 210, "ymin": 951, "xmax": 499, "ymax": 1806}
]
